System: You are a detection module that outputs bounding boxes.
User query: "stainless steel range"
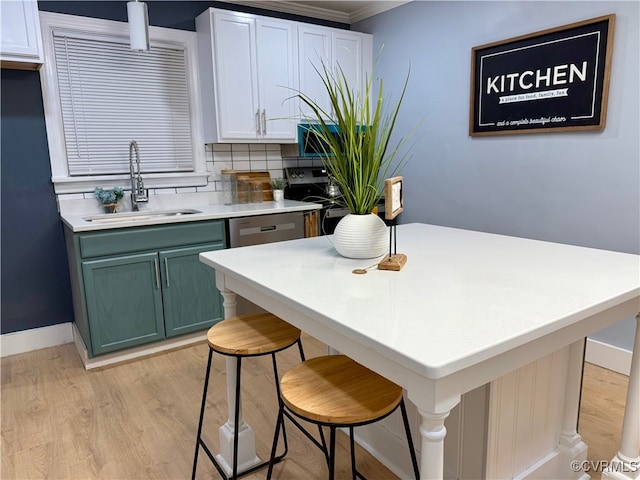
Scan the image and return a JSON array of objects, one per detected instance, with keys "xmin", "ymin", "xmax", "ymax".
[{"xmin": 284, "ymin": 166, "xmax": 385, "ymax": 235}]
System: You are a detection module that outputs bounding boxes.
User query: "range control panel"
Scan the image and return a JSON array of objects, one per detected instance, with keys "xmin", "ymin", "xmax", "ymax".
[{"xmin": 284, "ymin": 167, "xmax": 329, "ymax": 186}]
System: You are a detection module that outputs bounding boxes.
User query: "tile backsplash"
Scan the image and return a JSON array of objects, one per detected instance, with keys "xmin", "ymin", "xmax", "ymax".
[
  {"xmin": 208, "ymin": 143, "xmax": 325, "ymax": 191},
  {"xmin": 56, "ymin": 143, "xmax": 324, "ymax": 214},
  {"xmin": 208, "ymin": 143, "xmax": 285, "ymax": 193}
]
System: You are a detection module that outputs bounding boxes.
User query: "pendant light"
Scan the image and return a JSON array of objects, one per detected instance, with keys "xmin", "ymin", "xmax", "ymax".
[{"xmin": 127, "ymin": 0, "xmax": 149, "ymax": 51}]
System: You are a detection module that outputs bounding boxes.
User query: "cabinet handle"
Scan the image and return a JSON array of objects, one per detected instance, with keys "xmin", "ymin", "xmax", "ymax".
[
  {"xmin": 164, "ymin": 257, "xmax": 170, "ymax": 288},
  {"xmin": 262, "ymin": 109, "xmax": 267, "ymax": 135},
  {"xmin": 255, "ymin": 109, "xmax": 261, "ymax": 136},
  {"xmin": 154, "ymin": 258, "xmax": 160, "ymax": 290}
]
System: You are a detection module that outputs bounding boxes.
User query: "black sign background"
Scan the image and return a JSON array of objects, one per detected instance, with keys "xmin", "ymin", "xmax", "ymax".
[{"xmin": 469, "ymin": 15, "xmax": 615, "ymax": 136}]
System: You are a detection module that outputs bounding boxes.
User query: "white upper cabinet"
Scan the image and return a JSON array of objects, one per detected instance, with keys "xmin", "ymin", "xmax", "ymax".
[
  {"xmin": 255, "ymin": 19, "xmax": 299, "ymax": 140},
  {"xmin": 298, "ymin": 25, "xmax": 372, "ymax": 120},
  {"xmin": 1, "ymin": 0, "xmax": 44, "ymax": 69},
  {"xmin": 298, "ymin": 25, "xmax": 331, "ymax": 119},
  {"xmin": 196, "ymin": 9, "xmax": 298, "ymax": 143},
  {"xmin": 333, "ymin": 30, "xmax": 369, "ymax": 96}
]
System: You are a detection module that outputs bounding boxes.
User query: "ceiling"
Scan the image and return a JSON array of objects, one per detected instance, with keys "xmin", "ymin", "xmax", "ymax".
[{"xmin": 229, "ymin": 1, "xmax": 411, "ymax": 24}]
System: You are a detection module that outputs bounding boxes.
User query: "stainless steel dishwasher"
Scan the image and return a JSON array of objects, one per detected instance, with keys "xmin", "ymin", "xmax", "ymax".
[
  {"xmin": 227, "ymin": 212, "xmax": 305, "ymax": 314},
  {"xmin": 228, "ymin": 212, "xmax": 305, "ymax": 247}
]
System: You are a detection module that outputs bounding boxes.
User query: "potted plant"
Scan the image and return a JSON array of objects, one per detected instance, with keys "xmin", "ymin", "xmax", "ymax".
[
  {"xmin": 94, "ymin": 187, "xmax": 125, "ymax": 213},
  {"xmin": 271, "ymin": 178, "xmax": 287, "ymax": 202},
  {"xmin": 297, "ymin": 62, "xmax": 413, "ymax": 258}
]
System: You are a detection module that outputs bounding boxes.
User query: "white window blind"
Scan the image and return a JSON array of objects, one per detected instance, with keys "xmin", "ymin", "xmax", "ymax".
[{"xmin": 53, "ymin": 30, "xmax": 194, "ymax": 176}]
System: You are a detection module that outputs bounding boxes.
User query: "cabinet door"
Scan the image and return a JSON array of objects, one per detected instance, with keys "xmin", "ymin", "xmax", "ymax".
[
  {"xmin": 256, "ymin": 18, "xmax": 298, "ymax": 141},
  {"xmin": 0, "ymin": 0, "xmax": 43, "ymax": 68},
  {"xmin": 333, "ymin": 31, "xmax": 364, "ymax": 99},
  {"xmin": 213, "ymin": 11, "xmax": 260, "ymax": 140},
  {"xmin": 82, "ymin": 252, "xmax": 165, "ymax": 356},
  {"xmin": 159, "ymin": 244, "xmax": 224, "ymax": 338},
  {"xmin": 334, "ymin": 30, "xmax": 373, "ymax": 113},
  {"xmin": 298, "ymin": 25, "xmax": 332, "ymax": 119},
  {"xmin": 298, "ymin": 27, "xmax": 372, "ymax": 120}
]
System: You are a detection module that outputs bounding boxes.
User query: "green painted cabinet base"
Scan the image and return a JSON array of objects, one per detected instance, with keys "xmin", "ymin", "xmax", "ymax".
[
  {"xmin": 65, "ymin": 221, "xmax": 226, "ymax": 357},
  {"xmin": 161, "ymin": 244, "xmax": 223, "ymax": 338},
  {"xmin": 82, "ymin": 252, "xmax": 165, "ymax": 355}
]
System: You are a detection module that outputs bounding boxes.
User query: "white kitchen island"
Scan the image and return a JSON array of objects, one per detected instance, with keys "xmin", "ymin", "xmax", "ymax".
[{"xmin": 199, "ymin": 223, "xmax": 640, "ymax": 479}]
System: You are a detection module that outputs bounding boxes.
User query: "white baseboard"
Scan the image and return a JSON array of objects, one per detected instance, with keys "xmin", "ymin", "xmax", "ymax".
[
  {"xmin": 1, "ymin": 322, "xmax": 73, "ymax": 357},
  {"xmin": 0, "ymin": 322, "xmax": 206, "ymax": 369},
  {"xmin": 71, "ymin": 323, "xmax": 207, "ymax": 370},
  {"xmin": 585, "ymin": 338, "xmax": 632, "ymax": 376},
  {"xmin": 515, "ymin": 442, "xmax": 589, "ymax": 480}
]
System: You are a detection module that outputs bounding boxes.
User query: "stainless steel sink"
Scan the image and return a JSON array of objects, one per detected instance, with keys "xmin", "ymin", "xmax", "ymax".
[{"xmin": 83, "ymin": 209, "xmax": 201, "ymax": 223}]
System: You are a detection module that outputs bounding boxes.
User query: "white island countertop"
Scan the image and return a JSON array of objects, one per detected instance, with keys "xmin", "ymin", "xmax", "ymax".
[
  {"xmin": 61, "ymin": 200, "xmax": 321, "ymax": 232},
  {"xmin": 200, "ymin": 223, "xmax": 640, "ymax": 479},
  {"xmin": 201, "ymin": 223, "xmax": 639, "ymax": 379}
]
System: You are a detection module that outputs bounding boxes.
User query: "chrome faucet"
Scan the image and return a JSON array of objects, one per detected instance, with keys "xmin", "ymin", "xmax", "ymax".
[{"xmin": 129, "ymin": 140, "xmax": 148, "ymax": 211}]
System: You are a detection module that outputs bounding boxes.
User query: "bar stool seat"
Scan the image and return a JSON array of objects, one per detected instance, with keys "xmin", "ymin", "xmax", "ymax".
[
  {"xmin": 192, "ymin": 312, "xmax": 304, "ymax": 480},
  {"xmin": 267, "ymin": 355, "xmax": 420, "ymax": 479},
  {"xmin": 207, "ymin": 313, "xmax": 302, "ymax": 356}
]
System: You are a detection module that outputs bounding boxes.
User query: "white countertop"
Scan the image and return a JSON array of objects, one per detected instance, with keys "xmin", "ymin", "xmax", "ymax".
[
  {"xmin": 200, "ymin": 223, "xmax": 640, "ymax": 379},
  {"xmin": 200, "ymin": 223, "xmax": 640, "ymax": 480},
  {"xmin": 61, "ymin": 200, "xmax": 322, "ymax": 232}
]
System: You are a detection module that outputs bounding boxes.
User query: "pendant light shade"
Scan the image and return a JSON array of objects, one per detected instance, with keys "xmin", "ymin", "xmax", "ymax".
[{"xmin": 127, "ymin": 0, "xmax": 149, "ymax": 51}]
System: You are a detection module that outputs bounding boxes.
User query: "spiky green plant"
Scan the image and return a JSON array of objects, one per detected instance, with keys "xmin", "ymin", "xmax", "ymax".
[{"xmin": 297, "ymin": 62, "xmax": 413, "ymax": 215}]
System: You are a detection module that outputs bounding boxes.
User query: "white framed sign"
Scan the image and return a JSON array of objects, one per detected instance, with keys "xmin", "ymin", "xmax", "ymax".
[
  {"xmin": 384, "ymin": 176, "xmax": 403, "ymax": 220},
  {"xmin": 469, "ymin": 14, "xmax": 615, "ymax": 136}
]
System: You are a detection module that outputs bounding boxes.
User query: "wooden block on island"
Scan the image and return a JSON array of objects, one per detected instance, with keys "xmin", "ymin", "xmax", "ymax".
[{"xmin": 378, "ymin": 254, "xmax": 407, "ymax": 271}]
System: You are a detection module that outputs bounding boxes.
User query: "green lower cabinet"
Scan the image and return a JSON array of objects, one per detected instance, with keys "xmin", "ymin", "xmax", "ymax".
[
  {"xmin": 82, "ymin": 252, "xmax": 166, "ymax": 355},
  {"xmin": 67, "ymin": 220, "xmax": 227, "ymax": 357},
  {"xmin": 160, "ymin": 243, "xmax": 224, "ymax": 337}
]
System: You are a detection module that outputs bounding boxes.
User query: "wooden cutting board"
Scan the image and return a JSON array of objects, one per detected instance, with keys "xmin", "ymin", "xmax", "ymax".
[{"xmin": 234, "ymin": 171, "xmax": 273, "ymax": 202}]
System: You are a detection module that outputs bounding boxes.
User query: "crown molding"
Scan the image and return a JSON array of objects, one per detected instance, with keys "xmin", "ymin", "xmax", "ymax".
[
  {"xmin": 230, "ymin": 1, "xmax": 350, "ymax": 23},
  {"xmin": 348, "ymin": 1, "xmax": 411, "ymax": 24},
  {"xmin": 228, "ymin": 1, "xmax": 410, "ymax": 25}
]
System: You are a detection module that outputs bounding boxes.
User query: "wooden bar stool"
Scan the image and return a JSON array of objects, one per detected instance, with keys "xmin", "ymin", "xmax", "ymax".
[
  {"xmin": 266, "ymin": 354, "xmax": 420, "ymax": 480},
  {"xmin": 192, "ymin": 313, "xmax": 304, "ymax": 480}
]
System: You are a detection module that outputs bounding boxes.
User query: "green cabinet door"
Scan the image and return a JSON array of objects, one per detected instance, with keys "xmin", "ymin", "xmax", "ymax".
[
  {"xmin": 159, "ymin": 243, "xmax": 224, "ymax": 338},
  {"xmin": 82, "ymin": 252, "xmax": 165, "ymax": 355}
]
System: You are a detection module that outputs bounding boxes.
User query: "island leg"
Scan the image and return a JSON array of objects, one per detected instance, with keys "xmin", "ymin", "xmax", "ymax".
[
  {"xmin": 559, "ymin": 339, "xmax": 588, "ymax": 462},
  {"xmin": 417, "ymin": 410, "xmax": 451, "ymax": 479},
  {"xmin": 215, "ymin": 286, "xmax": 261, "ymax": 475},
  {"xmin": 407, "ymin": 383, "xmax": 460, "ymax": 480},
  {"xmin": 602, "ymin": 314, "xmax": 640, "ymax": 480}
]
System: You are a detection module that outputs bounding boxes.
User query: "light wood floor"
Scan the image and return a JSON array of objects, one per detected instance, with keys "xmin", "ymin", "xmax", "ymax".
[{"xmin": 1, "ymin": 334, "xmax": 628, "ymax": 479}]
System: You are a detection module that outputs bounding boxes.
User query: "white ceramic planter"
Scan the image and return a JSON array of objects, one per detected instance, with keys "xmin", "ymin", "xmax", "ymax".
[
  {"xmin": 333, "ymin": 213, "xmax": 388, "ymax": 259},
  {"xmin": 273, "ymin": 189, "xmax": 284, "ymax": 202}
]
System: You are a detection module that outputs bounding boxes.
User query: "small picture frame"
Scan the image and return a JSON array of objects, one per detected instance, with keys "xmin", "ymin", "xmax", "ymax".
[{"xmin": 384, "ymin": 176, "xmax": 403, "ymax": 220}]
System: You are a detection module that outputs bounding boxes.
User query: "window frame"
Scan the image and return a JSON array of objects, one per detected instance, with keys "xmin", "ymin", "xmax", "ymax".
[{"xmin": 39, "ymin": 11, "xmax": 208, "ymax": 194}]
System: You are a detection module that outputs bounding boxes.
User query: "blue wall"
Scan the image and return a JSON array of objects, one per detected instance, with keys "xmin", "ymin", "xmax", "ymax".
[
  {"xmin": 1, "ymin": 69, "xmax": 73, "ymax": 334},
  {"xmin": 355, "ymin": 1, "xmax": 640, "ymax": 350},
  {"xmin": 0, "ymin": 1, "xmax": 346, "ymax": 335}
]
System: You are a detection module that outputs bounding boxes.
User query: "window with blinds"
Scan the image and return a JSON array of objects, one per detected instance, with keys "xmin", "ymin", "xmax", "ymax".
[{"xmin": 52, "ymin": 30, "xmax": 194, "ymax": 176}]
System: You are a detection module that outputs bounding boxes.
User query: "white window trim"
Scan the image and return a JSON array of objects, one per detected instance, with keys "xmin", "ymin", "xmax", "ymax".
[{"xmin": 39, "ymin": 11, "xmax": 208, "ymax": 194}]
